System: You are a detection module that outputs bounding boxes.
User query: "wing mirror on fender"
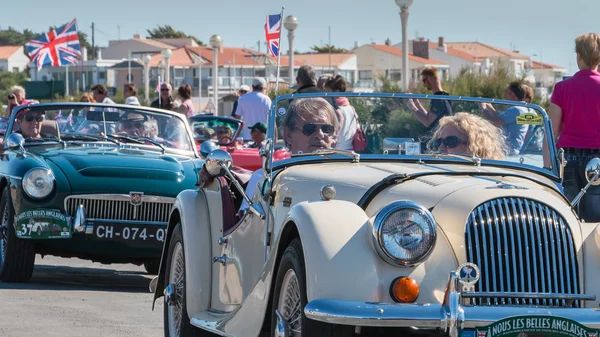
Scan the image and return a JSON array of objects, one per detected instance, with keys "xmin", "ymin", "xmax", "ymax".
[
  {"xmin": 203, "ymin": 149, "xmax": 265, "ymax": 220},
  {"xmin": 4, "ymin": 133, "xmax": 26, "ymax": 154},
  {"xmin": 200, "ymin": 141, "xmax": 219, "ymax": 159},
  {"xmin": 571, "ymin": 157, "xmax": 600, "ymax": 208}
]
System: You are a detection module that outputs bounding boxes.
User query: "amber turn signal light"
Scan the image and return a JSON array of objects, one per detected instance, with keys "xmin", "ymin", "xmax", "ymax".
[{"xmin": 390, "ymin": 276, "xmax": 419, "ymax": 303}]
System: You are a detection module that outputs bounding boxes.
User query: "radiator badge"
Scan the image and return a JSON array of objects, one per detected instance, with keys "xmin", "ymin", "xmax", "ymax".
[
  {"xmin": 130, "ymin": 192, "xmax": 144, "ymax": 206},
  {"xmin": 457, "ymin": 262, "xmax": 480, "ymax": 290},
  {"xmin": 486, "ymin": 182, "xmax": 528, "ymax": 190}
]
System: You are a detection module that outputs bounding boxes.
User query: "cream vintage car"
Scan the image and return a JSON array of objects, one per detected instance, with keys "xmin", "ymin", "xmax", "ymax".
[{"xmin": 151, "ymin": 92, "xmax": 600, "ymax": 337}]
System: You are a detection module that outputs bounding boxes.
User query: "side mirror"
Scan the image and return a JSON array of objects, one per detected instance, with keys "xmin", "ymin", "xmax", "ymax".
[
  {"xmin": 5, "ymin": 133, "xmax": 25, "ymax": 150},
  {"xmin": 205, "ymin": 149, "xmax": 233, "ymax": 177},
  {"xmin": 200, "ymin": 141, "xmax": 219, "ymax": 158},
  {"xmin": 570, "ymin": 157, "xmax": 600, "ymax": 209},
  {"xmin": 585, "ymin": 158, "xmax": 600, "ymax": 186}
]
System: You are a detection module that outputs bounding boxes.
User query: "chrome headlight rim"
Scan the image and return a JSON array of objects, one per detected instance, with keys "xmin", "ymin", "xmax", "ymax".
[
  {"xmin": 22, "ymin": 168, "xmax": 55, "ymax": 199},
  {"xmin": 372, "ymin": 200, "xmax": 437, "ymax": 267}
]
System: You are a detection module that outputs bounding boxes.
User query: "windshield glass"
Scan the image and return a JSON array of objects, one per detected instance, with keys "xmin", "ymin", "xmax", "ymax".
[
  {"xmin": 189, "ymin": 117, "xmax": 241, "ymax": 144},
  {"xmin": 7, "ymin": 104, "xmax": 194, "ymax": 153},
  {"xmin": 271, "ymin": 93, "xmax": 552, "ymax": 172}
]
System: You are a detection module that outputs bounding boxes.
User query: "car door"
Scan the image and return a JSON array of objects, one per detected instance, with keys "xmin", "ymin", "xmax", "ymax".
[{"xmin": 216, "ymin": 180, "xmax": 269, "ymax": 306}]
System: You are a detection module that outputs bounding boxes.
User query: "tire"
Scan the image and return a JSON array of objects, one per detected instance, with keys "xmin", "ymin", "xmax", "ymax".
[
  {"xmin": 0, "ymin": 187, "xmax": 36, "ymax": 283},
  {"xmin": 270, "ymin": 238, "xmax": 354, "ymax": 337},
  {"xmin": 164, "ymin": 223, "xmax": 212, "ymax": 337},
  {"xmin": 144, "ymin": 260, "xmax": 160, "ymax": 275}
]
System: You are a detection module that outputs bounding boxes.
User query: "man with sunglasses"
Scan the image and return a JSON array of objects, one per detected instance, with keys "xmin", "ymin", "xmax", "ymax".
[
  {"xmin": 282, "ymin": 97, "xmax": 339, "ymax": 154},
  {"xmin": 118, "ymin": 113, "xmax": 147, "ymax": 137},
  {"xmin": 151, "ymin": 83, "xmax": 176, "ymax": 111},
  {"xmin": 14, "ymin": 110, "xmax": 53, "ymax": 140}
]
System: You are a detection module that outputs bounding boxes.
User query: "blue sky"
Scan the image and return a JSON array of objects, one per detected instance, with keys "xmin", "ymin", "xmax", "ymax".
[{"xmin": 3, "ymin": 0, "xmax": 599, "ymax": 75}]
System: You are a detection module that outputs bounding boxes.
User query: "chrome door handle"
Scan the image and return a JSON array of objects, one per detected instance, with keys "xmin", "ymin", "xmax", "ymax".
[
  {"xmin": 217, "ymin": 237, "xmax": 228, "ymax": 245},
  {"xmin": 212, "ymin": 255, "xmax": 227, "ymax": 266}
]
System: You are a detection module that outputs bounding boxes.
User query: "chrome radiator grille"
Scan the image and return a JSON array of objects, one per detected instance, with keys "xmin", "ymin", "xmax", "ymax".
[
  {"xmin": 65, "ymin": 195, "xmax": 175, "ymax": 223},
  {"xmin": 465, "ymin": 197, "xmax": 580, "ymax": 307}
]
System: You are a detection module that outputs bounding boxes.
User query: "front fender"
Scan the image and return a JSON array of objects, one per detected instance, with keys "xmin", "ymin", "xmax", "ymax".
[
  {"xmin": 285, "ymin": 200, "xmax": 458, "ymax": 305},
  {"xmin": 153, "ymin": 189, "xmax": 212, "ymax": 315}
]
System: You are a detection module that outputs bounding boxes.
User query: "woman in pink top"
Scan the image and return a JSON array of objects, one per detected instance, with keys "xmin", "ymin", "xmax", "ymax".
[
  {"xmin": 177, "ymin": 84, "xmax": 195, "ymax": 118},
  {"xmin": 548, "ymin": 33, "xmax": 600, "ymax": 221}
]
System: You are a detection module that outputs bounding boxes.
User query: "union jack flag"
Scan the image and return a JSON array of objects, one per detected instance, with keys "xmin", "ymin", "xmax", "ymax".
[
  {"xmin": 25, "ymin": 18, "xmax": 81, "ymax": 71},
  {"xmin": 477, "ymin": 330, "xmax": 487, "ymax": 337},
  {"xmin": 264, "ymin": 14, "xmax": 282, "ymax": 57}
]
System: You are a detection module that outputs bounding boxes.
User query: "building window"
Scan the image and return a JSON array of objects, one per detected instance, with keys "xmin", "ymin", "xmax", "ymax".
[
  {"xmin": 242, "ymin": 68, "xmax": 253, "ymax": 77},
  {"xmin": 359, "ymin": 70, "xmax": 372, "ymax": 80},
  {"xmin": 127, "ymin": 73, "xmax": 134, "ymax": 82},
  {"xmin": 12, "ymin": 67, "xmax": 19, "ymax": 72},
  {"xmin": 255, "ymin": 68, "xmax": 266, "ymax": 77},
  {"xmin": 98, "ymin": 71, "xmax": 106, "ymax": 80},
  {"xmin": 387, "ymin": 70, "xmax": 402, "ymax": 81}
]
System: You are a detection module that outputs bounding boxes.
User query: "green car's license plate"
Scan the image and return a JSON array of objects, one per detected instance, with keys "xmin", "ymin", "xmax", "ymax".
[
  {"xmin": 16, "ymin": 209, "xmax": 71, "ymax": 239},
  {"xmin": 469, "ymin": 315, "xmax": 599, "ymax": 337},
  {"xmin": 92, "ymin": 224, "xmax": 166, "ymax": 242}
]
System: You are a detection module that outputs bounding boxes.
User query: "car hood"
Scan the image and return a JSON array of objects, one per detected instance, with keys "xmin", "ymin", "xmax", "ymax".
[
  {"xmin": 33, "ymin": 146, "xmax": 199, "ymax": 195},
  {"xmin": 273, "ymin": 160, "xmax": 579, "ymax": 248}
]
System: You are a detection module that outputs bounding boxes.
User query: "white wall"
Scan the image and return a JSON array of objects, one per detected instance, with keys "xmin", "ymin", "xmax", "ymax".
[{"xmin": 8, "ymin": 47, "xmax": 31, "ymax": 72}]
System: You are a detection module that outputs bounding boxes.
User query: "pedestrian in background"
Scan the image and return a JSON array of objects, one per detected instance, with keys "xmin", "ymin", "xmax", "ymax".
[
  {"xmin": 546, "ymin": 32, "xmax": 600, "ymax": 221},
  {"xmin": 5, "ymin": 85, "xmax": 33, "ymax": 116},
  {"xmin": 124, "ymin": 83, "xmax": 141, "ymax": 106},
  {"xmin": 234, "ymin": 78, "xmax": 271, "ymax": 140},
  {"xmin": 176, "ymin": 84, "xmax": 195, "ymax": 118},
  {"xmin": 151, "ymin": 83, "xmax": 177, "ymax": 111},
  {"xmin": 231, "ymin": 85, "xmax": 251, "ymax": 117}
]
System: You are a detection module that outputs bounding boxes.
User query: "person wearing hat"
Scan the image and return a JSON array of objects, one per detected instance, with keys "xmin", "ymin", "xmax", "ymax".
[
  {"xmin": 246, "ymin": 122, "xmax": 267, "ymax": 149},
  {"xmin": 117, "ymin": 112, "xmax": 147, "ymax": 136},
  {"xmin": 234, "ymin": 77, "xmax": 271, "ymax": 140},
  {"xmin": 231, "ymin": 84, "xmax": 251, "ymax": 117}
]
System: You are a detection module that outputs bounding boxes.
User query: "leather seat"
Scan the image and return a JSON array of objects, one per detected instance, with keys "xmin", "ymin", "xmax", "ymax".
[{"xmin": 41, "ymin": 120, "xmax": 60, "ymax": 138}]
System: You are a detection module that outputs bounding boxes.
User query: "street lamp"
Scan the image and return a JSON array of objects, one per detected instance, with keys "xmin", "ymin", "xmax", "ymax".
[
  {"xmin": 161, "ymin": 48, "xmax": 173, "ymax": 88},
  {"xmin": 158, "ymin": 60, "xmax": 165, "ymax": 84},
  {"xmin": 209, "ymin": 34, "xmax": 222, "ymax": 116},
  {"xmin": 395, "ymin": 0, "xmax": 414, "ymax": 92},
  {"xmin": 142, "ymin": 54, "xmax": 152, "ymax": 104},
  {"xmin": 284, "ymin": 15, "xmax": 298, "ymax": 85}
]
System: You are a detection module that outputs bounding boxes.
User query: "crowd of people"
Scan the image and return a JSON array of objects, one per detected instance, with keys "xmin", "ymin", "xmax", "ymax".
[{"xmin": 4, "ymin": 32, "xmax": 600, "ymax": 219}]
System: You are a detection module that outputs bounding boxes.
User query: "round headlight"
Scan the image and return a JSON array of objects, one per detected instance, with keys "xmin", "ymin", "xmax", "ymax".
[
  {"xmin": 372, "ymin": 200, "xmax": 437, "ymax": 267},
  {"xmin": 22, "ymin": 168, "xmax": 55, "ymax": 199}
]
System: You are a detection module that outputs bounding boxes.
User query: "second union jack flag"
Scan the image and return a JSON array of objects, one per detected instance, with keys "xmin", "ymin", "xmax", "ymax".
[
  {"xmin": 25, "ymin": 18, "xmax": 81, "ymax": 71},
  {"xmin": 264, "ymin": 14, "xmax": 282, "ymax": 57}
]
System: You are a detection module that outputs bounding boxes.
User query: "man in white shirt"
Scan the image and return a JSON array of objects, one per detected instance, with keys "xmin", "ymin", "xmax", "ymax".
[{"xmin": 234, "ymin": 77, "xmax": 271, "ymax": 140}]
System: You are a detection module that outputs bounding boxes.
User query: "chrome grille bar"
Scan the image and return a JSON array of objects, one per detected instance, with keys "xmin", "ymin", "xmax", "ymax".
[
  {"xmin": 65, "ymin": 194, "xmax": 175, "ymax": 223},
  {"xmin": 465, "ymin": 197, "xmax": 580, "ymax": 308}
]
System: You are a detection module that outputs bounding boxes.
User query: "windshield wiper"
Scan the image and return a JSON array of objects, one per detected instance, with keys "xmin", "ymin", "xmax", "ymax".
[
  {"xmin": 61, "ymin": 134, "xmax": 120, "ymax": 145},
  {"xmin": 413, "ymin": 152, "xmax": 483, "ymax": 166},
  {"xmin": 131, "ymin": 136, "xmax": 166, "ymax": 154},
  {"xmin": 107, "ymin": 134, "xmax": 146, "ymax": 145}
]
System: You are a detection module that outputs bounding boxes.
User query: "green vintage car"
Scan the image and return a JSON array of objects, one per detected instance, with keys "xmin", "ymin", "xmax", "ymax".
[{"xmin": 0, "ymin": 102, "xmax": 204, "ymax": 282}]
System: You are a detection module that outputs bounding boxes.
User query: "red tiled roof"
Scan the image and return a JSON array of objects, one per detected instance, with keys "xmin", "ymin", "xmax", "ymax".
[
  {"xmin": 531, "ymin": 60, "xmax": 566, "ymax": 70},
  {"xmin": 369, "ymin": 44, "xmax": 447, "ymax": 65},
  {"xmin": 445, "ymin": 42, "xmax": 529, "ymax": 60},
  {"xmin": 0, "ymin": 46, "xmax": 21, "ymax": 59},
  {"xmin": 148, "ymin": 47, "xmax": 197, "ymax": 67},
  {"xmin": 427, "ymin": 42, "xmax": 483, "ymax": 62},
  {"xmin": 187, "ymin": 46, "xmax": 273, "ymax": 66}
]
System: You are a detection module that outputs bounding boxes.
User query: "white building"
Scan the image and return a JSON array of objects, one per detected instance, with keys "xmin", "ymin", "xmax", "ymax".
[
  {"xmin": 0, "ymin": 46, "xmax": 31, "ymax": 73},
  {"xmin": 353, "ymin": 43, "xmax": 449, "ymax": 91}
]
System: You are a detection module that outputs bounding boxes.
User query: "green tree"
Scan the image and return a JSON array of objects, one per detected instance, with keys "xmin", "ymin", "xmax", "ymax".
[
  {"xmin": 309, "ymin": 44, "xmax": 347, "ymax": 54},
  {"xmin": 146, "ymin": 25, "xmax": 205, "ymax": 46}
]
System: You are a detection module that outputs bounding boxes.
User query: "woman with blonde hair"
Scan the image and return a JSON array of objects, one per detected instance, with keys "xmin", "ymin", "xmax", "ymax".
[
  {"xmin": 79, "ymin": 93, "xmax": 95, "ymax": 103},
  {"xmin": 428, "ymin": 112, "xmax": 507, "ymax": 160}
]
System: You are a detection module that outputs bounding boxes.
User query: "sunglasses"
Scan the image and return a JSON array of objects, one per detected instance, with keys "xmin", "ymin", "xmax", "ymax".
[
  {"xmin": 24, "ymin": 115, "xmax": 44, "ymax": 122},
  {"xmin": 300, "ymin": 123, "xmax": 334, "ymax": 137},
  {"xmin": 160, "ymin": 88, "xmax": 170, "ymax": 92},
  {"xmin": 431, "ymin": 136, "xmax": 467, "ymax": 150},
  {"xmin": 123, "ymin": 121, "xmax": 144, "ymax": 129}
]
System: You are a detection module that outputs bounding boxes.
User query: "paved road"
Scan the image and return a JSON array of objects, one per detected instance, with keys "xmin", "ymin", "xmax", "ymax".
[{"xmin": 0, "ymin": 256, "xmax": 164, "ymax": 337}]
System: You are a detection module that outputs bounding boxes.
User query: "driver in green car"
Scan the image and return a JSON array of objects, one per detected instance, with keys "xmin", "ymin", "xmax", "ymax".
[
  {"xmin": 16, "ymin": 110, "xmax": 45, "ymax": 139},
  {"xmin": 118, "ymin": 112, "xmax": 147, "ymax": 137}
]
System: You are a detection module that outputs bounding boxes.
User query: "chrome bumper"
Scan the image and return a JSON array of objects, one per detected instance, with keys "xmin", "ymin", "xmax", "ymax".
[{"xmin": 304, "ymin": 272, "xmax": 600, "ymax": 337}]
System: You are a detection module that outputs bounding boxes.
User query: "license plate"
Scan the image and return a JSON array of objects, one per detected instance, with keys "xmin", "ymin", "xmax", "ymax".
[
  {"xmin": 473, "ymin": 315, "xmax": 599, "ymax": 337},
  {"xmin": 93, "ymin": 224, "xmax": 166, "ymax": 242}
]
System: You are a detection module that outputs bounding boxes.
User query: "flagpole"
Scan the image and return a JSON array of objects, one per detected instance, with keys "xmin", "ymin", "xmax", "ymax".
[
  {"xmin": 158, "ymin": 75, "xmax": 162, "ymax": 106},
  {"xmin": 273, "ymin": 7, "xmax": 285, "ymax": 100},
  {"xmin": 66, "ymin": 65, "xmax": 69, "ymax": 97}
]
